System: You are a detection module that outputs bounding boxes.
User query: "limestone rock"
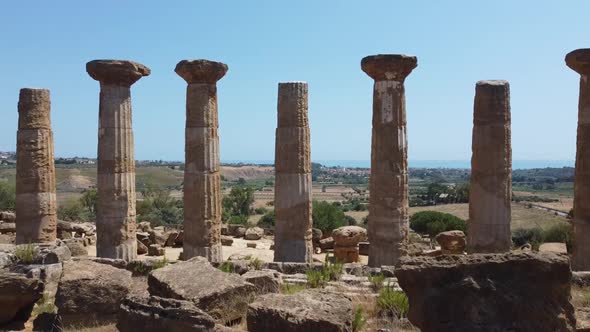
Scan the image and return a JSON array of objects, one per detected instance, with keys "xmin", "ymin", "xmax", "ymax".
[
  {"xmin": 31, "ymin": 244, "xmax": 71, "ymax": 264},
  {"xmin": 55, "ymin": 259, "xmax": 133, "ymax": 326},
  {"xmin": 165, "ymin": 231, "xmax": 180, "ymax": 247},
  {"xmin": 245, "ymin": 227, "xmax": 264, "ymax": 240},
  {"xmin": 247, "ymin": 289, "xmax": 353, "ymax": 332},
  {"xmin": 434, "ymin": 230, "xmax": 466, "ymax": 255},
  {"xmin": 33, "ymin": 312, "xmax": 61, "ymax": 332},
  {"xmin": 137, "ymin": 231, "xmax": 151, "ymax": 247},
  {"xmin": 148, "ymin": 244, "xmax": 165, "ymax": 256},
  {"xmin": 148, "ymin": 256, "xmax": 257, "ymax": 323},
  {"xmin": 247, "ymin": 242, "xmax": 257, "ymax": 248},
  {"xmin": 332, "ymin": 226, "xmax": 367, "ymax": 247},
  {"xmin": 137, "ymin": 239, "xmax": 148, "ymax": 255},
  {"xmin": 0, "ymin": 222, "xmax": 16, "ymax": 234},
  {"xmin": 62, "ymin": 239, "xmax": 88, "ymax": 257},
  {"xmin": 221, "ymin": 236, "xmax": 233, "ymax": 246},
  {"xmin": 242, "ymin": 270, "xmax": 281, "ymax": 294},
  {"xmin": 0, "ymin": 271, "xmax": 44, "ymax": 326},
  {"xmin": 359, "ymin": 242, "xmax": 369, "ymax": 256},
  {"xmin": 319, "ymin": 237, "xmax": 334, "ymax": 251},
  {"xmin": 0, "ymin": 211, "xmax": 16, "ymax": 223},
  {"xmin": 138, "ymin": 222, "xmax": 152, "ymax": 232},
  {"xmin": 117, "ymin": 295, "xmax": 216, "ymax": 332},
  {"xmin": 395, "ymin": 252, "xmax": 575, "ymax": 332},
  {"xmin": 149, "ymin": 228, "xmax": 168, "ymax": 246},
  {"xmin": 231, "ymin": 225, "xmax": 246, "ymax": 238}
]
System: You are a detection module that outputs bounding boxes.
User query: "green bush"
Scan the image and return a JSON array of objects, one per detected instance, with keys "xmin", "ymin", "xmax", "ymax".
[
  {"xmin": 376, "ymin": 287, "xmax": 409, "ymax": 318},
  {"xmin": 512, "ymin": 228, "xmax": 544, "ymax": 249},
  {"xmin": 410, "ymin": 211, "xmax": 466, "ymax": 237},
  {"xmin": 368, "ymin": 273, "xmax": 386, "ymax": 292},
  {"xmin": 306, "ymin": 269, "xmax": 326, "ymax": 288},
  {"xmin": 543, "ymin": 223, "xmax": 572, "ymax": 250},
  {"xmin": 0, "ymin": 181, "xmax": 15, "ymax": 211},
  {"xmin": 254, "ymin": 207, "xmax": 268, "ymax": 215},
  {"xmin": 312, "ymin": 201, "xmax": 346, "ymax": 234},
  {"xmin": 137, "ymin": 185, "xmax": 183, "ymax": 226},
  {"xmin": 258, "ymin": 210, "xmax": 275, "ymax": 228}
]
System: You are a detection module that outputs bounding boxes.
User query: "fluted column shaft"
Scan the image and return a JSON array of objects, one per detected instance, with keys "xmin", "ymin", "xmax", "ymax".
[
  {"xmin": 16, "ymin": 88, "xmax": 57, "ymax": 244},
  {"xmin": 566, "ymin": 49, "xmax": 590, "ymax": 270},
  {"xmin": 273, "ymin": 82, "xmax": 313, "ymax": 263},
  {"xmin": 467, "ymin": 80, "xmax": 512, "ymax": 253},
  {"xmin": 87, "ymin": 59, "xmax": 150, "ymax": 261},
  {"xmin": 96, "ymin": 83, "xmax": 137, "ymax": 260},
  {"xmin": 175, "ymin": 59, "xmax": 227, "ymax": 263},
  {"xmin": 362, "ymin": 54, "xmax": 417, "ymax": 267}
]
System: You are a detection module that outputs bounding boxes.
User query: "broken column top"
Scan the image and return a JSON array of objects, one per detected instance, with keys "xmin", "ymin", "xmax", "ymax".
[
  {"xmin": 277, "ymin": 81, "xmax": 308, "ymax": 128},
  {"xmin": 361, "ymin": 54, "xmax": 417, "ymax": 82},
  {"xmin": 175, "ymin": 59, "xmax": 228, "ymax": 84},
  {"xmin": 566, "ymin": 49, "xmax": 590, "ymax": 75},
  {"xmin": 18, "ymin": 88, "xmax": 51, "ymax": 129},
  {"xmin": 476, "ymin": 80, "xmax": 509, "ymax": 87},
  {"xmin": 86, "ymin": 60, "xmax": 151, "ymax": 86}
]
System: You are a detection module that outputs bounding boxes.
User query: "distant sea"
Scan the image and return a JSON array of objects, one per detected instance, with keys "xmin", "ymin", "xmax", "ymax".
[{"xmin": 222, "ymin": 160, "xmax": 575, "ymax": 170}]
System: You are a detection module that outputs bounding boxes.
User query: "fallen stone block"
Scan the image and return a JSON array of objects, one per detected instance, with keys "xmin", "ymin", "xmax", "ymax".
[
  {"xmin": 0, "ymin": 271, "xmax": 44, "ymax": 327},
  {"xmin": 242, "ymin": 270, "xmax": 281, "ymax": 294}
]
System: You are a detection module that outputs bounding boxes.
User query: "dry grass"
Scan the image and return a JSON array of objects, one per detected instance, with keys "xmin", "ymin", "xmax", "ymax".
[{"xmin": 63, "ymin": 323, "xmax": 118, "ymax": 332}]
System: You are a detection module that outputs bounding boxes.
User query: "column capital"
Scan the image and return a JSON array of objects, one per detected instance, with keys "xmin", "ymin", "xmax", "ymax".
[
  {"xmin": 566, "ymin": 49, "xmax": 590, "ymax": 75},
  {"xmin": 175, "ymin": 59, "xmax": 228, "ymax": 84},
  {"xmin": 361, "ymin": 54, "xmax": 417, "ymax": 82},
  {"xmin": 86, "ymin": 60, "xmax": 151, "ymax": 87}
]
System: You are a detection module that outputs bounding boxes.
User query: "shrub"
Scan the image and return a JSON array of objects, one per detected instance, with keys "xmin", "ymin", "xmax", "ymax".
[
  {"xmin": 258, "ymin": 210, "xmax": 275, "ymax": 228},
  {"xmin": 344, "ymin": 215, "xmax": 357, "ymax": 226},
  {"xmin": 14, "ymin": 244, "xmax": 38, "ymax": 264},
  {"xmin": 228, "ymin": 215, "xmax": 249, "ymax": 225},
  {"xmin": 0, "ymin": 181, "xmax": 15, "ymax": 211},
  {"xmin": 249, "ymin": 257, "xmax": 263, "ymax": 270},
  {"xmin": 254, "ymin": 207, "xmax": 268, "ymax": 215},
  {"xmin": 352, "ymin": 306, "xmax": 367, "ymax": 332},
  {"xmin": 219, "ymin": 261, "xmax": 235, "ymax": 273},
  {"xmin": 410, "ymin": 211, "xmax": 466, "ymax": 237},
  {"xmin": 543, "ymin": 223, "xmax": 573, "ymax": 251},
  {"xmin": 376, "ymin": 287, "xmax": 409, "ymax": 318},
  {"xmin": 512, "ymin": 227, "xmax": 544, "ymax": 250},
  {"xmin": 312, "ymin": 201, "xmax": 346, "ymax": 234}
]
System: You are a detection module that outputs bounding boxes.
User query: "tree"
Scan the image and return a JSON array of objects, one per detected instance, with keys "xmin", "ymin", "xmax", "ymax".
[
  {"xmin": 312, "ymin": 201, "xmax": 346, "ymax": 234},
  {"xmin": 80, "ymin": 188, "xmax": 97, "ymax": 215},
  {"xmin": 222, "ymin": 186, "xmax": 255, "ymax": 221}
]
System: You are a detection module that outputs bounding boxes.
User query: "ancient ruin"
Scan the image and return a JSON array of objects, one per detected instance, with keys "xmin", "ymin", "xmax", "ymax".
[
  {"xmin": 273, "ymin": 82, "xmax": 313, "ymax": 263},
  {"xmin": 175, "ymin": 59, "xmax": 227, "ymax": 263},
  {"xmin": 566, "ymin": 48, "xmax": 590, "ymax": 270},
  {"xmin": 467, "ymin": 80, "xmax": 512, "ymax": 253},
  {"xmin": 87, "ymin": 60, "xmax": 150, "ymax": 260},
  {"xmin": 15, "ymin": 88, "xmax": 57, "ymax": 244},
  {"xmin": 361, "ymin": 54, "xmax": 417, "ymax": 267}
]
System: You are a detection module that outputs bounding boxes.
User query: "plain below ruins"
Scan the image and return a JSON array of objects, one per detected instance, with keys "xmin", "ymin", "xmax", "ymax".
[{"xmin": 1, "ymin": 50, "xmax": 590, "ymax": 331}]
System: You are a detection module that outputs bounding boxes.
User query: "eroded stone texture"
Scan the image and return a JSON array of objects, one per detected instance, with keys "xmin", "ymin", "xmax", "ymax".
[
  {"xmin": 16, "ymin": 88, "xmax": 57, "ymax": 244},
  {"xmin": 175, "ymin": 59, "xmax": 227, "ymax": 263},
  {"xmin": 467, "ymin": 80, "xmax": 512, "ymax": 253},
  {"xmin": 273, "ymin": 82, "xmax": 313, "ymax": 263},
  {"xmin": 361, "ymin": 54, "xmax": 417, "ymax": 267},
  {"xmin": 87, "ymin": 60, "xmax": 150, "ymax": 260},
  {"xmin": 332, "ymin": 226, "xmax": 367, "ymax": 263},
  {"xmin": 566, "ymin": 49, "xmax": 590, "ymax": 270}
]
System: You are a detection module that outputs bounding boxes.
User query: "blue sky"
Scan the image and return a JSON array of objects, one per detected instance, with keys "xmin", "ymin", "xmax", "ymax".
[{"xmin": 0, "ymin": 1, "xmax": 587, "ymax": 162}]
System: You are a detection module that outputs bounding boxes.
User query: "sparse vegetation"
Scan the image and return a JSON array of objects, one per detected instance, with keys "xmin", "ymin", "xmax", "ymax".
[
  {"xmin": 249, "ymin": 257, "xmax": 263, "ymax": 270},
  {"xmin": 280, "ymin": 283, "xmax": 307, "ymax": 294},
  {"xmin": 258, "ymin": 210, "xmax": 275, "ymax": 228},
  {"xmin": 137, "ymin": 184, "xmax": 183, "ymax": 226},
  {"xmin": 368, "ymin": 274, "xmax": 386, "ymax": 292},
  {"xmin": 305, "ymin": 255, "xmax": 343, "ymax": 288},
  {"xmin": 222, "ymin": 186, "xmax": 255, "ymax": 224},
  {"xmin": 306, "ymin": 269, "xmax": 326, "ymax": 288},
  {"xmin": 14, "ymin": 243, "xmax": 38, "ymax": 263},
  {"xmin": 376, "ymin": 286, "xmax": 409, "ymax": 318},
  {"xmin": 352, "ymin": 306, "xmax": 367, "ymax": 332},
  {"xmin": 219, "ymin": 261, "xmax": 236, "ymax": 273},
  {"xmin": 512, "ymin": 222, "xmax": 573, "ymax": 251},
  {"xmin": 32, "ymin": 293, "xmax": 57, "ymax": 316}
]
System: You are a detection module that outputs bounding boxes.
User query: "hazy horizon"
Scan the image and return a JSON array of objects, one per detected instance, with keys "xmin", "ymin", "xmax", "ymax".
[{"xmin": 1, "ymin": 1, "xmax": 588, "ymax": 162}]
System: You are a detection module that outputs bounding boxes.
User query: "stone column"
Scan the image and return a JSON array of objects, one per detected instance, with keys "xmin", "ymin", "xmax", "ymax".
[
  {"xmin": 86, "ymin": 60, "xmax": 150, "ymax": 260},
  {"xmin": 273, "ymin": 82, "xmax": 313, "ymax": 263},
  {"xmin": 566, "ymin": 49, "xmax": 590, "ymax": 270},
  {"xmin": 361, "ymin": 54, "xmax": 417, "ymax": 267},
  {"xmin": 175, "ymin": 60, "xmax": 227, "ymax": 263},
  {"xmin": 467, "ymin": 80, "xmax": 512, "ymax": 253},
  {"xmin": 15, "ymin": 88, "xmax": 57, "ymax": 244}
]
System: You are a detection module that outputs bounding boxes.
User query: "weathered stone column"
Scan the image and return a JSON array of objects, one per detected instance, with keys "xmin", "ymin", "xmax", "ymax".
[
  {"xmin": 361, "ymin": 54, "xmax": 417, "ymax": 267},
  {"xmin": 87, "ymin": 60, "xmax": 150, "ymax": 260},
  {"xmin": 175, "ymin": 60, "xmax": 227, "ymax": 263},
  {"xmin": 566, "ymin": 49, "xmax": 590, "ymax": 270},
  {"xmin": 15, "ymin": 88, "xmax": 57, "ymax": 244},
  {"xmin": 467, "ymin": 80, "xmax": 512, "ymax": 253},
  {"xmin": 273, "ymin": 82, "xmax": 313, "ymax": 263}
]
